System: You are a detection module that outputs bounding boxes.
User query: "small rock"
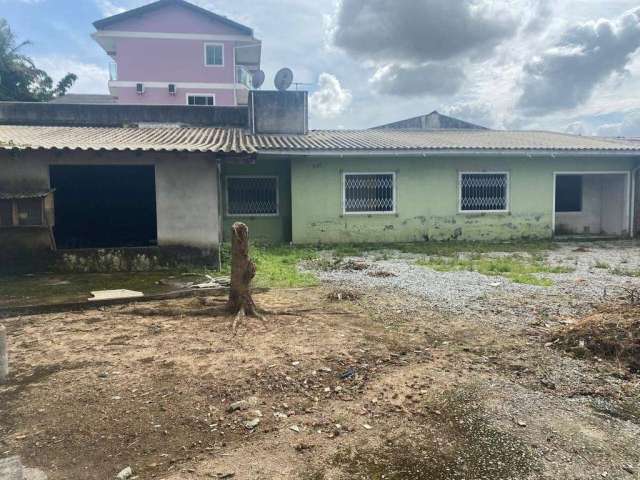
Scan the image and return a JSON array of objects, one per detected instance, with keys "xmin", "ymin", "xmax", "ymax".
[
  {"xmin": 98, "ymin": 372, "xmax": 108, "ymax": 379},
  {"xmin": 363, "ymin": 424, "xmax": 373, "ymax": 430},
  {"xmin": 273, "ymin": 412, "xmax": 288, "ymax": 419},
  {"xmin": 244, "ymin": 418, "xmax": 261, "ymax": 430},
  {"xmin": 116, "ymin": 467, "xmax": 133, "ymax": 480},
  {"xmin": 516, "ymin": 420, "xmax": 527, "ymax": 427},
  {"xmin": 623, "ymin": 465, "xmax": 635, "ymax": 475},
  {"xmin": 216, "ymin": 473, "xmax": 235, "ymax": 479},
  {"xmin": 289, "ymin": 425, "xmax": 301, "ymax": 433},
  {"xmin": 227, "ymin": 401, "xmax": 248, "ymax": 413}
]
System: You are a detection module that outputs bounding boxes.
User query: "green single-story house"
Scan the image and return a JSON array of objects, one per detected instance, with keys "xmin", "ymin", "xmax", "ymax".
[{"xmin": 1, "ymin": 95, "xmax": 639, "ymax": 269}]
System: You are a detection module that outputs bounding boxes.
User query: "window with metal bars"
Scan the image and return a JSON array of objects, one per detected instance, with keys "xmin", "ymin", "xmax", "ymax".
[
  {"xmin": 344, "ymin": 173, "xmax": 395, "ymax": 214},
  {"xmin": 226, "ymin": 176, "xmax": 279, "ymax": 216},
  {"xmin": 460, "ymin": 173, "xmax": 509, "ymax": 212}
]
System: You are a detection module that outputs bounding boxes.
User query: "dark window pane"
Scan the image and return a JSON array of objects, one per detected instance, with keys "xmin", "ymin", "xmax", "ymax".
[
  {"xmin": 0, "ymin": 200, "xmax": 12, "ymax": 226},
  {"xmin": 556, "ymin": 175, "xmax": 582, "ymax": 212},
  {"xmin": 227, "ymin": 177, "xmax": 278, "ymax": 215},
  {"xmin": 16, "ymin": 198, "xmax": 42, "ymax": 226},
  {"xmin": 460, "ymin": 174, "xmax": 508, "ymax": 211},
  {"xmin": 344, "ymin": 174, "xmax": 394, "ymax": 213}
]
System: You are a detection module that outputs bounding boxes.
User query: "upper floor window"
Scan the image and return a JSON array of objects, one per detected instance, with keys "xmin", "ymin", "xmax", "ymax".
[
  {"xmin": 187, "ymin": 94, "xmax": 215, "ymax": 106},
  {"xmin": 205, "ymin": 43, "xmax": 224, "ymax": 66}
]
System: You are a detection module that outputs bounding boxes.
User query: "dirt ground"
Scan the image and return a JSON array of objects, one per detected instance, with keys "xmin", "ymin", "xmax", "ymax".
[{"xmin": 1, "ymin": 269, "xmax": 639, "ymax": 480}]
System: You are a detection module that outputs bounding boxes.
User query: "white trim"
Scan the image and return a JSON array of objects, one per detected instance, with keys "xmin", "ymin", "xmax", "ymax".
[
  {"xmin": 552, "ymin": 171, "xmax": 632, "ymax": 236},
  {"xmin": 93, "ymin": 31, "xmax": 256, "ymax": 42},
  {"xmin": 186, "ymin": 93, "xmax": 216, "ymax": 106},
  {"xmin": 342, "ymin": 171, "xmax": 397, "ymax": 216},
  {"xmin": 458, "ymin": 171, "xmax": 510, "ymax": 214},
  {"xmin": 225, "ymin": 175, "xmax": 280, "ymax": 217},
  {"xmin": 109, "ymin": 81, "xmax": 245, "ymax": 90},
  {"xmin": 204, "ymin": 42, "xmax": 224, "ymax": 67}
]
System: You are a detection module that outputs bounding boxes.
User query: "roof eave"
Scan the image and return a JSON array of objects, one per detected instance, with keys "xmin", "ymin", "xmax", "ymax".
[
  {"xmin": 93, "ymin": 0, "xmax": 253, "ymax": 36},
  {"xmin": 256, "ymin": 149, "xmax": 640, "ymax": 158}
]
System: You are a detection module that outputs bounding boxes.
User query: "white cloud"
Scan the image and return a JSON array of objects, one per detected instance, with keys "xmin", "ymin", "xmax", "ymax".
[
  {"xmin": 95, "ymin": 0, "xmax": 126, "ymax": 17},
  {"xmin": 310, "ymin": 73, "xmax": 352, "ymax": 119},
  {"xmin": 32, "ymin": 56, "xmax": 109, "ymax": 94}
]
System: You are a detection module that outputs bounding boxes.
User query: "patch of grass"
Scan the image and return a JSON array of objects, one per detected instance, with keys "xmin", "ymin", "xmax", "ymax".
[
  {"xmin": 611, "ymin": 267, "xmax": 640, "ymax": 277},
  {"xmin": 250, "ymin": 245, "xmax": 320, "ymax": 288},
  {"xmin": 594, "ymin": 261, "xmax": 610, "ymax": 269},
  {"xmin": 0, "ymin": 271, "xmax": 197, "ymax": 308},
  {"xmin": 328, "ymin": 387, "xmax": 538, "ymax": 480},
  {"xmin": 324, "ymin": 240, "xmax": 555, "ymax": 258},
  {"xmin": 416, "ymin": 255, "xmax": 571, "ymax": 287}
]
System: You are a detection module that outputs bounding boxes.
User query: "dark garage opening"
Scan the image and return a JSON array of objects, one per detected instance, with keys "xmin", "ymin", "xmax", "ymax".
[{"xmin": 50, "ymin": 165, "xmax": 157, "ymax": 249}]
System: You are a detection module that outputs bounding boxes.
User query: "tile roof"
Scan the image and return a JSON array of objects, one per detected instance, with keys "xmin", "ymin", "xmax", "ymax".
[{"xmin": 1, "ymin": 125, "xmax": 640, "ymax": 155}]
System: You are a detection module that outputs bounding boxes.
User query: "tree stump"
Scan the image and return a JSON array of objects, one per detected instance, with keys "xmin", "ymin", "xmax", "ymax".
[{"xmin": 227, "ymin": 222, "xmax": 260, "ymax": 332}]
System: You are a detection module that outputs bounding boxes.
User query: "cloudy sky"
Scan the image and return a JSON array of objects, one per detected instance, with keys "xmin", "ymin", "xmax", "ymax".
[{"xmin": 3, "ymin": 0, "xmax": 640, "ymax": 134}]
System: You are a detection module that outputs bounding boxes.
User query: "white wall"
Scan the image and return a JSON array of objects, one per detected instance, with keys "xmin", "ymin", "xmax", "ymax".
[{"xmin": 555, "ymin": 174, "xmax": 628, "ymax": 236}]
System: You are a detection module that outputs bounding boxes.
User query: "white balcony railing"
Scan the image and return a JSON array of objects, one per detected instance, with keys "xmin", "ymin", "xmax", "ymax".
[
  {"xmin": 109, "ymin": 62, "xmax": 118, "ymax": 81},
  {"xmin": 235, "ymin": 66, "xmax": 252, "ymax": 89}
]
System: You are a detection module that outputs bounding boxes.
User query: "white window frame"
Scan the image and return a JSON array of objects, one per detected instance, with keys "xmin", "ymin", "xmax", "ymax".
[
  {"xmin": 342, "ymin": 172, "xmax": 397, "ymax": 216},
  {"xmin": 458, "ymin": 171, "xmax": 510, "ymax": 214},
  {"xmin": 225, "ymin": 175, "xmax": 280, "ymax": 217},
  {"xmin": 204, "ymin": 42, "xmax": 224, "ymax": 67},
  {"xmin": 186, "ymin": 93, "xmax": 216, "ymax": 107}
]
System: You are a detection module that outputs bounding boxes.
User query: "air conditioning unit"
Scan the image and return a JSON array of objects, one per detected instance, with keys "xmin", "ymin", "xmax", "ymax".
[
  {"xmin": 136, "ymin": 83, "xmax": 145, "ymax": 95},
  {"xmin": 168, "ymin": 84, "xmax": 176, "ymax": 95}
]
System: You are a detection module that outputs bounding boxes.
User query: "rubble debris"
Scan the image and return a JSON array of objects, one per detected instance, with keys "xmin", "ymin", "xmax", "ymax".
[{"xmin": 115, "ymin": 466, "xmax": 133, "ymax": 480}]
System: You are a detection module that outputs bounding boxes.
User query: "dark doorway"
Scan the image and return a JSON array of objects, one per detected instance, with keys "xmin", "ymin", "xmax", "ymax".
[{"xmin": 50, "ymin": 165, "xmax": 157, "ymax": 249}]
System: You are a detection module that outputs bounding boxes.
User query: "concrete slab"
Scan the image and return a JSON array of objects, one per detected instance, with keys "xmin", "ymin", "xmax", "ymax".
[
  {"xmin": 0, "ymin": 456, "xmax": 23, "ymax": 480},
  {"xmin": 89, "ymin": 290, "xmax": 144, "ymax": 302}
]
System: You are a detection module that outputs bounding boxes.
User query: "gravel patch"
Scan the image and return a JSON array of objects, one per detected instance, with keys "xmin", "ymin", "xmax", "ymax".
[{"xmin": 310, "ymin": 241, "xmax": 640, "ymax": 323}]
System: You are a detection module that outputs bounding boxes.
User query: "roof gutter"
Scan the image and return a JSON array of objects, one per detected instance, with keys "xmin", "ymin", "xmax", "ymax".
[{"xmin": 256, "ymin": 149, "xmax": 640, "ymax": 158}]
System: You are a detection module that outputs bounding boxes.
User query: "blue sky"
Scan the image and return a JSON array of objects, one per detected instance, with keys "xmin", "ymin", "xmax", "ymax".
[{"xmin": 4, "ymin": 0, "xmax": 640, "ymax": 134}]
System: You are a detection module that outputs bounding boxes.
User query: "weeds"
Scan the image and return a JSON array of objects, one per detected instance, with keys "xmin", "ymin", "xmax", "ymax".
[
  {"xmin": 611, "ymin": 267, "xmax": 640, "ymax": 277},
  {"xmin": 594, "ymin": 261, "xmax": 610, "ymax": 269},
  {"xmin": 416, "ymin": 255, "xmax": 571, "ymax": 286}
]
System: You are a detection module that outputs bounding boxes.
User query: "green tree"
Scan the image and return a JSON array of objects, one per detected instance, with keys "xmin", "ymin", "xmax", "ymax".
[{"xmin": 0, "ymin": 18, "xmax": 77, "ymax": 102}]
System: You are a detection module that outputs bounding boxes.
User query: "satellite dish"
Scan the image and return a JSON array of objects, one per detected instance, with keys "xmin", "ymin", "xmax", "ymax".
[
  {"xmin": 274, "ymin": 68, "xmax": 294, "ymax": 91},
  {"xmin": 252, "ymin": 70, "xmax": 265, "ymax": 89}
]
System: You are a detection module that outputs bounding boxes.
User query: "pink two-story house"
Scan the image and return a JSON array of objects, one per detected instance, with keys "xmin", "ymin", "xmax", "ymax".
[{"xmin": 92, "ymin": 0, "xmax": 261, "ymax": 106}]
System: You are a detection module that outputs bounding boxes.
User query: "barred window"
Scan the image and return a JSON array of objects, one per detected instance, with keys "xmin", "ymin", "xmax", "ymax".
[
  {"xmin": 344, "ymin": 173, "xmax": 395, "ymax": 214},
  {"xmin": 17, "ymin": 198, "xmax": 43, "ymax": 226},
  {"xmin": 460, "ymin": 173, "xmax": 508, "ymax": 212},
  {"xmin": 227, "ymin": 177, "xmax": 279, "ymax": 216}
]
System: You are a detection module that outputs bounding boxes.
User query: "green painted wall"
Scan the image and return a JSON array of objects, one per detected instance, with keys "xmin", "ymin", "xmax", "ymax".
[
  {"xmin": 222, "ymin": 158, "xmax": 292, "ymax": 243},
  {"xmin": 290, "ymin": 154, "xmax": 637, "ymax": 244}
]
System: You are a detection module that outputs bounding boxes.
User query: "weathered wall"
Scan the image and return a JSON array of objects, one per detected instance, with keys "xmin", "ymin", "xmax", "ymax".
[
  {"xmin": 221, "ymin": 158, "xmax": 291, "ymax": 243},
  {"xmin": 0, "ymin": 150, "xmax": 221, "ymax": 269},
  {"xmin": 155, "ymin": 156, "xmax": 219, "ymax": 250},
  {"xmin": 556, "ymin": 174, "xmax": 628, "ymax": 236},
  {"xmin": 290, "ymin": 154, "xmax": 637, "ymax": 244}
]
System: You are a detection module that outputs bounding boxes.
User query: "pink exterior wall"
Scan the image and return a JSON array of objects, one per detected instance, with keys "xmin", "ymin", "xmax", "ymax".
[
  {"xmin": 112, "ymin": 86, "xmax": 236, "ymax": 106},
  {"xmin": 96, "ymin": 3, "xmax": 257, "ymax": 106},
  {"xmin": 114, "ymin": 38, "xmax": 236, "ymax": 83}
]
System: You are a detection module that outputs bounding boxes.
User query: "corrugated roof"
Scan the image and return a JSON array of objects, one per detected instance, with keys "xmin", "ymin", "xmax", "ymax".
[
  {"xmin": 0, "ymin": 125, "xmax": 255, "ymax": 154},
  {"xmin": 1, "ymin": 125, "xmax": 640, "ymax": 155}
]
